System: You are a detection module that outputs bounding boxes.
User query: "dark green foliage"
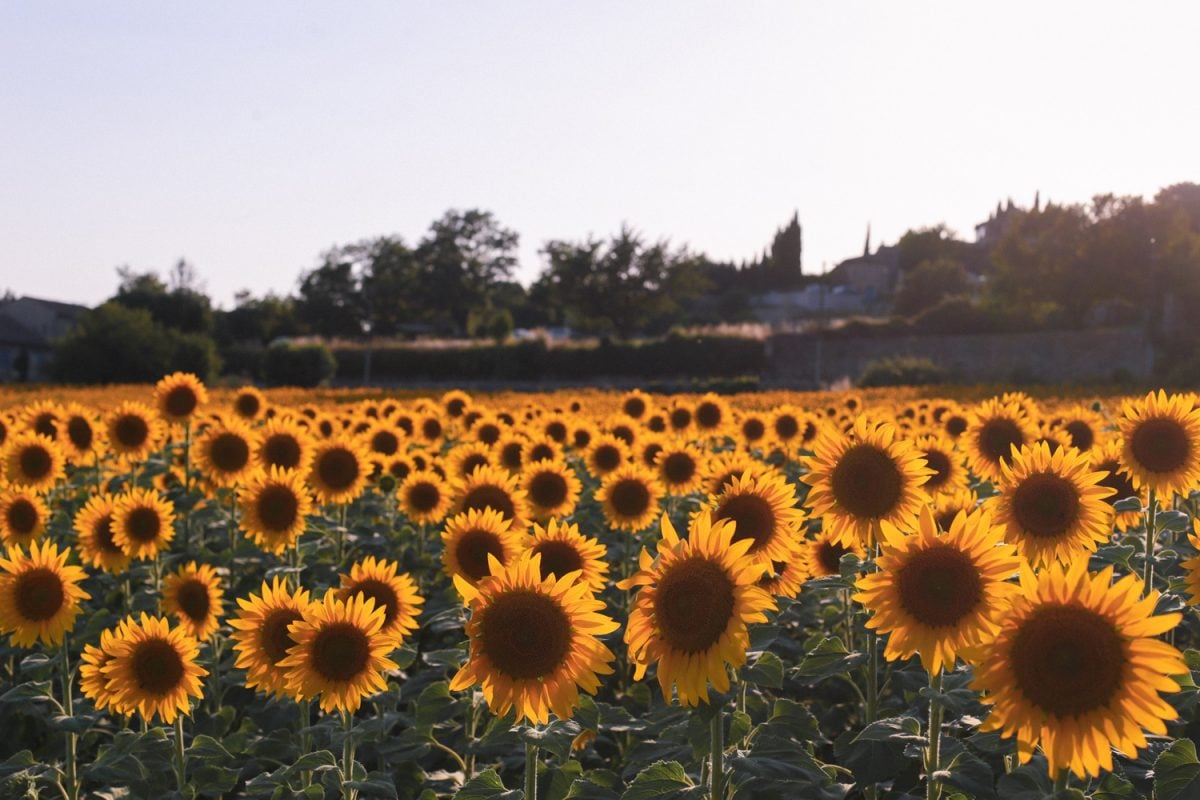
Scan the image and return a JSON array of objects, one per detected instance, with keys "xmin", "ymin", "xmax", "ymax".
[
  {"xmin": 893, "ymin": 259, "xmax": 971, "ymax": 317},
  {"xmin": 261, "ymin": 341, "xmax": 337, "ymax": 387},
  {"xmin": 858, "ymin": 356, "xmax": 948, "ymax": 387}
]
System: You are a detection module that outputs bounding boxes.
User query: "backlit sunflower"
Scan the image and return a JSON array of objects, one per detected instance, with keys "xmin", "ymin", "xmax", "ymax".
[
  {"xmin": 453, "ymin": 464, "xmax": 530, "ymax": 528},
  {"xmin": 468, "ymin": 413, "xmax": 506, "ymax": 447},
  {"xmin": 666, "ymin": 401, "xmax": 694, "ymax": 436},
  {"xmin": 308, "ymin": 436, "xmax": 370, "ymax": 505},
  {"xmin": 450, "ymin": 551, "xmax": 618, "ymax": 724},
  {"xmin": 23, "ymin": 400, "xmax": 63, "ymax": 441},
  {"xmin": 1118, "ymin": 390, "xmax": 1200, "ymax": 498},
  {"xmin": 521, "ymin": 459, "xmax": 582, "ymax": 520},
  {"xmin": 74, "ymin": 493, "xmax": 131, "ymax": 572},
  {"xmin": 735, "ymin": 411, "xmax": 772, "ymax": 451},
  {"xmin": 60, "ymin": 403, "xmax": 105, "ymax": 462},
  {"xmin": 231, "ymin": 386, "xmax": 267, "ymax": 422},
  {"xmin": 162, "ymin": 561, "xmax": 225, "ymax": 640},
  {"xmin": 1089, "ymin": 439, "xmax": 1143, "ymax": 531},
  {"xmin": 964, "ymin": 399, "xmax": 1036, "ymax": 483},
  {"xmin": 441, "ymin": 507, "xmax": 527, "ymax": 588},
  {"xmin": 278, "ymin": 592, "xmax": 401, "ymax": 714},
  {"xmin": 1055, "ymin": 405, "xmax": 1104, "ymax": 454},
  {"xmin": 0, "ymin": 487, "xmax": 48, "ymax": 548},
  {"xmin": 524, "ymin": 436, "xmax": 564, "ymax": 465},
  {"xmin": 528, "ymin": 518, "xmax": 609, "ymax": 593},
  {"xmin": 855, "ymin": 506, "xmax": 1021, "ymax": 675},
  {"xmin": 0, "ymin": 540, "xmax": 90, "ymax": 646},
  {"xmin": 2, "ymin": 432, "xmax": 65, "ymax": 493},
  {"xmin": 911, "ymin": 434, "xmax": 968, "ymax": 497},
  {"xmin": 802, "ymin": 419, "xmax": 932, "ymax": 547},
  {"xmin": 79, "ymin": 621, "xmax": 129, "ymax": 711},
  {"xmin": 238, "ymin": 467, "xmax": 313, "ymax": 554},
  {"xmin": 585, "ymin": 434, "xmax": 631, "ymax": 478},
  {"xmin": 620, "ymin": 389, "xmax": 653, "ymax": 421},
  {"xmin": 397, "ymin": 469, "xmax": 453, "ymax": 525},
  {"xmin": 800, "ymin": 529, "xmax": 866, "ymax": 578},
  {"xmin": 336, "ymin": 556, "xmax": 424, "ymax": 639},
  {"xmin": 414, "ymin": 411, "xmax": 446, "ymax": 447},
  {"xmin": 933, "ymin": 488, "xmax": 978, "ymax": 533},
  {"xmin": 230, "ymin": 578, "xmax": 311, "ymax": 698},
  {"xmin": 441, "ymin": 389, "xmax": 472, "ymax": 421},
  {"xmin": 620, "ymin": 512, "xmax": 775, "ymax": 706},
  {"xmin": 704, "ymin": 451, "xmax": 770, "ymax": 496},
  {"xmin": 105, "ymin": 401, "xmax": 164, "ymax": 462},
  {"xmin": 595, "ymin": 464, "xmax": 665, "ymax": 532},
  {"xmin": 493, "ymin": 432, "xmax": 527, "ymax": 473},
  {"xmin": 154, "ymin": 372, "xmax": 208, "ymax": 424},
  {"xmin": 693, "ymin": 393, "xmax": 732, "ymax": 439},
  {"xmin": 446, "ymin": 442, "xmax": 494, "ymax": 482},
  {"xmin": 112, "ymin": 488, "xmax": 177, "ymax": 560},
  {"xmin": 757, "ymin": 532, "xmax": 808, "ymax": 599},
  {"xmin": 768, "ymin": 404, "xmax": 812, "ymax": 454},
  {"xmin": 654, "ymin": 441, "xmax": 706, "ymax": 496},
  {"xmin": 706, "ymin": 470, "xmax": 807, "ymax": 565},
  {"xmin": 195, "ymin": 420, "xmax": 259, "ymax": 488},
  {"xmin": 255, "ymin": 417, "xmax": 314, "ymax": 473},
  {"xmin": 992, "ymin": 443, "xmax": 1114, "ymax": 568},
  {"xmin": 970, "ymin": 560, "xmax": 1186, "ymax": 780},
  {"xmin": 102, "ymin": 613, "xmax": 207, "ymax": 723}
]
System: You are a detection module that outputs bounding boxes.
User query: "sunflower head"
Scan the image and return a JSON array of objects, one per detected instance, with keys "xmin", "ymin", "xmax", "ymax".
[
  {"xmin": 0, "ymin": 487, "xmax": 49, "ymax": 548},
  {"xmin": 238, "ymin": 467, "xmax": 313, "ymax": 554},
  {"xmin": 73, "ymin": 492, "xmax": 130, "ymax": 572},
  {"xmin": 229, "ymin": 578, "xmax": 311, "ymax": 698},
  {"xmin": 654, "ymin": 441, "xmax": 706, "ymax": 495},
  {"xmin": 1118, "ymin": 390, "xmax": 1200, "ymax": 497},
  {"xmin": 337, "ymin": 556, "xmax": 424, "ymax": 639},
  {"xmin": 453, "ymin": 465, "xmax": 529, "ymax": 528},
  {"xmin": 529, "ymin": 518, "xmax": 610, "ymax": 593},
  {"xmin": 196, "ymin": 420, "xmax": 260, "ymax": 488},
  {"xmin": 2, "ymin": 432, "xmax": 66, "ymax": 493},
  {"xmin": 112, "ymin": 488, "xmax": 177, "ymax": 560},
  {"xmin": 521, "ymin": 459, "xmax": 582, "ymax": 520},
  {"xmin": 101, "ymin": 613, "xmax": 207, "ymax": 723},
  {"xmin": 442, "ymin": 507, "xmax": 527, "ymax": 588},
  {"xmin": 800, "ymin": 529, "xmax": 866, "ymax": 579},
  {"xmin": 162, "ymin": 561, "xmax": 225, "ymax": 640},
  {"xmin": 397, "ymin": 469, "xmax": 453, "ymax": 525},
  {"xmin": 105, "ymin": 401, "xmax": 165, "ymax": 461},
  {"xmin": 596, "ymin": 464, "xmax": 665, "ymax": 532},
  {"xmin": 155, "ymin": 372, "xmax": 209, "ymax": 424},
  {"xmin": 231, "ymin": 386, "xmax": 267, "ymax": 422},
  {"xmin": 706, "ymin": 469, "xmax": 807, "ymax": 565},
  {"xmin": 964, "ymin": 399, "xmax": 1036, "ymax": 482},
  {"xmin": 0, "ymin": 539, "xmax": 90, "ymax": 646},
  {"xmin": 308, "ymin": 437, "xmax": 370, "ymax": 505},
  {"xmin": 255, "ymin": 418, "xmax": 314, "ymax": 473},
  {"xmin": 60, "ymin": 402, "xmax": 105, "ymax": 461}
]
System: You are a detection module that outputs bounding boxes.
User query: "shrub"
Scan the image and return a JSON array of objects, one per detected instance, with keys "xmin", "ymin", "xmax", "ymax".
[
  {"xmin": 262, "ymin": 341, "xmax": 337, "ymax": 387},
  {"xmin": 858, "ymin": 356, "xmax": 949, "ymax": 387}
]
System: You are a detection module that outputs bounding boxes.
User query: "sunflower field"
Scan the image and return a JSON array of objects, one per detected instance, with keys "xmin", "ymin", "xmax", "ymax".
[{"xmin": 2, "ymin": 376, "xmax": 1200, "ymax": 800}]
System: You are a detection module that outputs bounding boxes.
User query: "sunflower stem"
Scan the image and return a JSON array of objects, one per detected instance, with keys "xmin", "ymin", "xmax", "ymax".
[
  {"xmin": 925, "ymin": 670, "xmax": 943, "ymax": 800},
  {"xmin": 153, "ymin": 554, "xmax": 163, "ymax": 614},
  {"xmin": 1143, "ymin": 490, "xmax": 1157, "ymax": 597},
  {"xmin": 1052, "ymin": 770, "xmax": 1069, "ymax": 793},
  {"xmin": 709, "ymin": 705, "xmax": 724, "ymax": 800},
  {"xmin": 173, "ymin": 715, "xmax": 187, "ymax": 793},
  {"xmin": 183, "ymin": 421, "xmax": 192, "ymax": 555},
  {"xmin": 338, "ymin": 505, "xmax": 349, "ymax": 565},
  {"xmin": 298, "ymin": 699, "xmax": 312, "ymax": 787},
  {"xmin": 524, "ymin": 740, "xmax": 538, "ymax": 800},
  {"xmin": 60, "ymin": 639, "xmax": 77, "ymax": 800},
  {"xmin": 342, "ymin": 709, "xmax": 357, "ymax": 800}
]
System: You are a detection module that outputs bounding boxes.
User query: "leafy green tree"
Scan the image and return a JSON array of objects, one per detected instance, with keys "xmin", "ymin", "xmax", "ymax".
[
  {"xmin": 897, "ymin": 225, "xmax": 973, "ymax": 273},
  {"xmin": 413, "ymin": 209, "xmax": 519, "ymax": 333},
  {"xmin": 113, "ymin": 260, "xmax": 213, "ymax": 335},
  {"xmin": 295, "ymin": 255, "xmax": 366, "ymax": 338},
  {"xmin": 893, "ymin": 258, "xmax": 972, "ymax": 317}
]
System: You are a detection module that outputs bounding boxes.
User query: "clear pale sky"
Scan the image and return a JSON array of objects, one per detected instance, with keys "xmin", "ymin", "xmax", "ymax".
[{"xmin": 2, "ymin": 2, "xmax": 1196, "ymax": 307}]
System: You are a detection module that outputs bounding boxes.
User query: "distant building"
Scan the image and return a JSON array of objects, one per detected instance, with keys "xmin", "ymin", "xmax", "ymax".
[
  {"xmin": 0, "ymin": 296, "xmax": 89, "ymax": 381},
  {"xmin": 826, "ymin": 227, "xmax": 901, "ymax": 300},
  {"xmin": 749, "ymin": 285, "xmax": 869, "ymax": 324}
]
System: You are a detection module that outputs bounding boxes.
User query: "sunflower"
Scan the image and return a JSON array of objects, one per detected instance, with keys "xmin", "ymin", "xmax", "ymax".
[
  {"xmin": 79, "ymin": 622, "xmax": 129, "ymax": 711},
  {"xmin": 231, "ymin": 386, "xmax": 267, "ymax": 422},
  {"xmin": 693, "ymin": 393, "xmax": 732, "ymax": 439},
  {"xmin": 112, "ymin": 488, "xmax": 177, "ymax": 560},
  {"xmin": 102, "ymin": 613, "xmax": 207, "ymax": 723},
  {"xmin": 620, "ymin": 512, "xmax": 774, "ymax": 706},
  {"xmin": 525, "ymin": 436, "xmax": 564, "ymax": 465},
  {"xmin": 596, "ymin": 464, "xmax": 665, "ymax": 532},
  {"xmin": 72, "ymin": 493, "xmax": 129, "ymax": 572},
  {"xmin": 453, "ymin": 465, "xmax": 530, "ymax": 528},
  {"xmin": 521, "ymin": 459, "xmax": 582, "ymax": 520},
  {"xmin": 0, "ymin": 540, "xmax": 90, "ymax": 646},
  {"xmin": 195, "ymin": 420, "xmax": 259, "ymax": 488},
  {"xmin": 666, "ymin": 401, "xmax": 694, "ymax": 436},
  {"xmin": 1088, "ymin": 439, "xmax": 1143, "ymax": 531},
  {"xmin": 800, "ymin": 530, "xmax": 866, "ymax": 578},
  {"xmin": 105, "ymin": 401, "xmax": 165, "ymax": 462},
  {"xmin": 706, "ymin": 470, "xmax": 807, "ymax": 565},
  {"xmin": 654, "ymin": 441, "xmax": 706, "ymax": 496},
  {"xmin": 278, "ymin": 592, "xmax": 401, "ymax": 714},
  {"xmin": 23, "ymin": 400, "xmax": 63, "ymax": 441},
  {"xmin": 256, "ymin": 417, "xmax": 314, "ymax": 473},
  {"xmin": 60, "ymin": 402, "xmax": 105, "ymax": 462},
  {"xmin": 855, "ymin": 507, "xmax": 1021, "ymax": 674},
  {"xmin": 620, "ymin": 389, "xmax": 653, "ymax": 421},
  {"xmin": 992, "ymin": 443, "xmax": 1114, "ymax": 568},
  {"xmin": 911, "ymin": 434, "xmax": 967, "ymax": 497},
  {"xmin": 933, "ymin": 488, "xmax": 978, "ymax": 533},
  {"xmin": 397, "ymin": 469, "xmax": 453, "ymax": 525},
  {"xmin": 308, "ymin": 436, "xmax": 370, "ymax": 505},
  {"xmin": 155, "ymin": 372, "xmax": 209, "ymax": 424},
  {"xmin": 230, "ymin": 578, "xmax": 311, "ymax": 698},
  {"xmin": 970, "ymin": 560, "xmax": 1186, "ymax": 780},
  {"xmin": 528, "ymin": 518, "xmax": 609, "ymax": 593},
  {"xmin": 441, "ymin": 508, "xmax": 527, "ymax": 588},
  {"xmin": 238, "ymin": 467, "xmax": 313, "ymax": 554},
  {"xmin": 336, "ymin": 556, "xmax": 424, "ymax": 639},
  {"xmin": 768, "ymin": 404, "xmax": 811, "ymax": 454},
  {"xmin": 468, "ymin": 412, "xmax": 506, "ymax": 447},
  {"xmin": 414, "ymin": 411, "xmax": 446, "ymax": 447},
  {"xmin": 735, "ymin": 411, "xmax": 772, "ymax": 451},
  {"xmin": 964, "ymin": 399, "xmax": 1037, "ymax": 483},
  {"xmin": 446, "ymin": 442, "xmax": 495, "ymax": 482},
  {"xmin": 1055, "ymin": 405, "xmax": 1104, "ymax": 454},
  {"xmin": 162, "ymin": 561, "xmax": 225, "ymax": 640},
  {"xmin": 450, "ymin": 551, "xmax": 617, "ymax": 724},
  {"xmin": 2, "ymin": 432, "xmax": 66, "ymax": 493},
  {"xmin": 704, "ymin": 451, "xmax": 770, "ymax": 496},
  {"xmin": 757, "ymin": 532, "xmax": 808, "ymax": 599},
  {"xmin": 1118, "ymin": 390, "xmax": 1200, "ymax": 498},
  {"xmin": 801, "ymin": 419, "xmax": 932, "ymax": 547},
  {"xmin": 0, "ymin": 487, "xmax": 49, "ymax": 548},
  {"xmin": 441, "ymin": 389, "xmax": 473, "ymax": 421},
  {"xmin": 585, "ymin": 435, "xmax": 630, "ymax": 478}
]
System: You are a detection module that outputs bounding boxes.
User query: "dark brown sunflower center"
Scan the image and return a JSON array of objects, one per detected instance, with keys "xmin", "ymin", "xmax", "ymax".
[
  {"xmin": 978, "ymin": 418, "xmax": 1024, "ymax": 464},
  {"xmin": 662, "ymin": 452, "xmax": 697, "ymax": 485},
  {"xmin": 459, "ymin": 454, "xmax": 490, "ymax": 478},
  {"xmin": 545, "ymin": 422, "xmax": 567, "ymax": 443},
  {"xmin": 817, "ymin": 541, "xmax": 851, "ymax": 575},
  {"xmin": 132, "ymin": 638, "xmax": 185, "ymax": 694},
  {"xmin": 126, "ymin": 507, "xmax": 163, "ymax": 542},
  {"xmin": 714, "ymin": 493, "xmax": 777, "ymax": 553},
  {"xmin": 500, "ymin": 443, "xmax": 523, "ymax": 470},
  {"xmin": 922, "ymin": 449, "xmax": 952, "ymax": 490},
  {"xmin": 257, "ymin": 484, "xmax": 300, "ymax": 531},
  {"xmin": 346, "ymin": 579, "xmax": 399, "ymax": 628},
  {"xmin": 317, "ymin": 448, "xmax": 360, "ymax": 491},
  {"xmin": 1064, "ymin": 421, "xmax": 1094, "ymax": 452},
  {"xmin": 446, "ymin": 398, "xmax": 466, "ymax": 417},
  {"xmin": 775, "ymin": 415, "xmax": 799, "ymax": 440},
  {"xmin": 6, "ymin": 498, "xmax": 39, "ymax": 535},
  {"xmin": 670, "ymin": 408, "xmax": 693, "ymax": 430},
  {"xmin": 19, "ymin": 446, "xmax": 52, "ymax": 481},
  {"xmin": 175, "ymin": 578, "xmax": 211, "ymax": 622},
  {"xmin": 1011, "ymin": 472, "xmax": 1080, "ymax": 539},
  {"xmin": 696, "ymin": 403, "xmax": 722, "ymax": 429},
  {"xmin": 406, "ymin": 481, "xmax": 441, "ymax": 513},
  {"xmin": 654, "ymin": 557, "xmax": 736, "ymax": 654},
  {"xmin": 529, "ymin": 471, "xmax": 569, "ymax": 509},
  {"xmin": 114, "ymin": 414, "xmax": 149, "ymax": 449},
  {"xmin": 611, "ymin": 425, "xmax": 634, "ymax": 445},
  {"xmin": 209, "ymin": 433, "xmax": 250, "ymax": 474},
  {"xmin": 461, "ymin": 485, "xmax": 516, "ymax": 520},
  {"xmin": 67, "ymin": 417, "xmax": 94, "ymax": 450},
  {"xmin": 477, "ymin": 423, "xmax": 501, "ymax": 445},
  {"xmin": 935, "ymin": 510, "xmax": 960, "ymax": 532},
  {"xmin": 945, "ymin": 416, "xmax": 968, "ymax": 437},
  {"xmin": 455, "ymin": 528, "xmax": 505, "ymax": 581},
  {"xmin": 830, "ymin": 444, "xmax": 903, "ymax": 518},
  {"xmin": 1130, "ymin": 417, "xmax": 1190, "ymax": 474},
  {"xmin": 310, "ymin": 622, "xmax": 372, "ymax": 682},
  {"xmin": 479, "ymin": 589, "xmax": 572, "ymax": 680},
  {"xmin": 94, "ymin": 514, "xmax": 121, "ymax": 554},
  {"xmin": 1095, "ymin": 461, "xmax": 1137, "ymax": 506},
  {"xmin": 236, "ymin": 393, "xmax": 262, "ymax": 418},
  {"xmin": 421, "ymin": 419, "xmax": 443, "ymax": 441},
  {"xmin": 623, "ymin": 397, "xmax": 646, "ymax": 418},
  {"xmin": 742, "ymin": 419, "xmax": 766, "ymax": 441},
  {"xmin": 572, "ymin": 429, "xmax": 592, "ymax": 449},
  {"xmin": 261, "ymin": 608, "xmax": 303, "ymax": 664},
  {"xmin": 647, "ymin": 415, "xmax": 666, "ymax": 433},
  {"xmin": 592, "ymin": 445, "xmax": 622, "ymax": 473},
  {"xmin": 528, "ymin": 443, "xmax": 556, "ymax": 463},
  {"xmin": 895, "ymin": 544, "xmax": 983, "ymax": 628},
  {"xmin": 371, "ymin": 431, "xmax": 400, "ymax": 456},
  {"xmin": 641, "ymin": 444, "xmax": 664, "ymax": 468},
  {"xmin": 609, "ymin": 478, "xmax": 652, "ymax": 518},
  {"xmin": 533, "ymin": 540, "xmax": 585, "ymax": 581},
  {"xmin": 164, "ymin": 386, "xmax": 199, "ymax": 418},
  {"xmin": 14, "ymin": 567, "xmax": 64, "ymax": 621},
  {"xmin": 1009, "ymin": 604, "xmax": 1126, "ymax": 717},
  {"xmin": 263, "ymin": 435, "xmax": 302, "ymax": 469},
  {"xmin": 33, "ymin": 414, "xmax": 58, "ymax": 439}
]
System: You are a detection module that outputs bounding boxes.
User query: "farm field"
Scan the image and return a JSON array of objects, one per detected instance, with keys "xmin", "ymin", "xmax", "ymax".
[{"xmin": 0, "ymin": 376, "xmax": 1198, "ymax": 800}]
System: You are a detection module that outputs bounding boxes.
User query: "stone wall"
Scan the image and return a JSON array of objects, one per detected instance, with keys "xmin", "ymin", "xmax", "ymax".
[{"xmin": 766, "ymin": 326, "xmax": 1153, "ymax": 386}]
